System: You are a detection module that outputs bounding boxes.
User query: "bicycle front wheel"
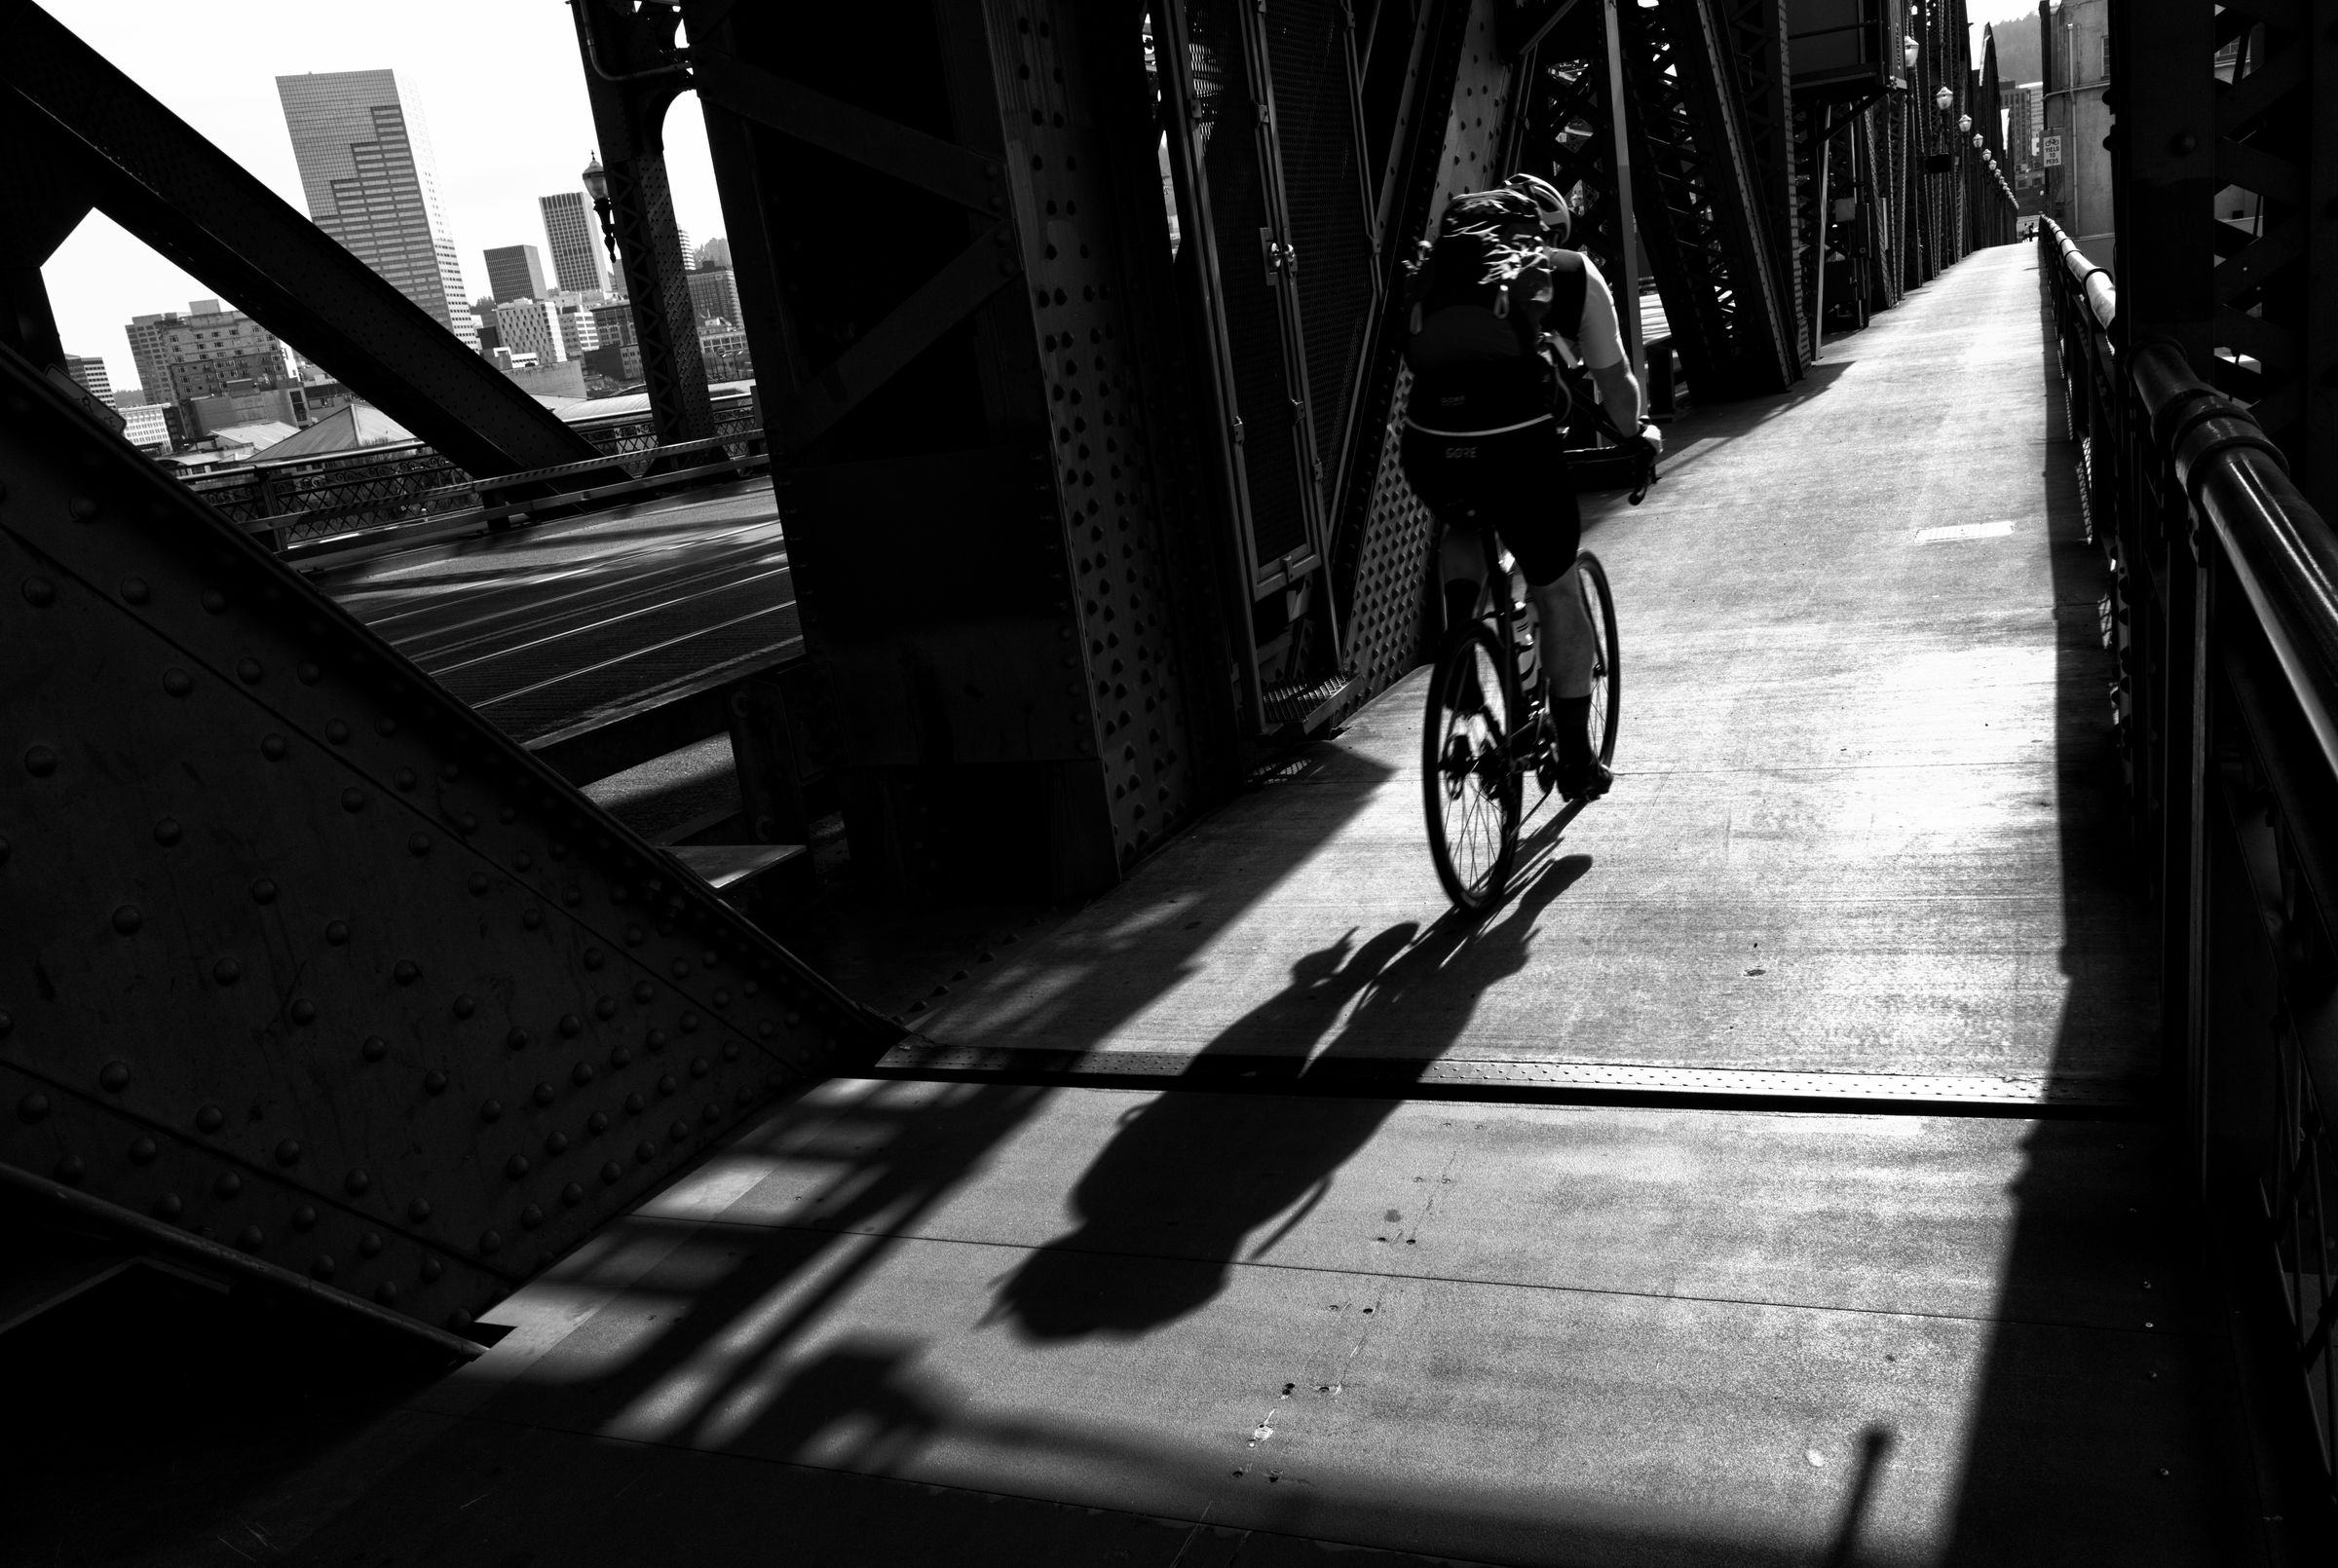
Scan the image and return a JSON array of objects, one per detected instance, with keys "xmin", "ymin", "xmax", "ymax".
[
  {"xmin": 1422, "ymin": 620, "xmax": 1523, "ymax": 913},
  {"xmin": 1576, "ymin": 549, "xmax": 1621, "ymax": 767}
]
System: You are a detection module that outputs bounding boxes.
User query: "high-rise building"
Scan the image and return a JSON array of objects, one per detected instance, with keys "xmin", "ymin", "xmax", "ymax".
[
  {"xmin": 687, "ymin": 268, "xmax": 744, "ymax": 331},
  {"xmin": 553, "ymin": 304, "xmax": 600, "ymax": 362},
  {"xmin": 125, "ymin": 301, "xmax": 297, "ymax": 406},
  {"xmin": 482, "ymin": 244, "xmax": 549, "ymax": 307},
  {"xmin": 539, "ymin": 191, "xmax": 606, "ymax": 294},
  {"xmin": 695, "ymin": 237, "xmax": 732, "ymax": 272},
  {"xmin": 677, "ymin": 228, "xmax": 695, "ymax": 273},
  {"xmin": 493, "ymin": 299, "xmax": 568, "ymax": 368},
  {"xmin": 277, "ymin": 70, "xmax": 475, "ymax": 348},
  {"xmin": 124, "ymin": 314, "xmax": 174, "ymax": 397},
  {"xmin": 63, "ymin": 355, "xmax": 114, "ymax": 406}
]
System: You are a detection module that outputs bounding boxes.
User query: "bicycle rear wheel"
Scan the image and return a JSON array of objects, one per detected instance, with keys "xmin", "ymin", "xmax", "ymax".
[
  {"xmin": 1576, "ymin": 549, "xmax": 1621, "ymax": 767},
  {"xmin": 1422, "ymin": 620, "xmax": 1523, "ymax": 912}
]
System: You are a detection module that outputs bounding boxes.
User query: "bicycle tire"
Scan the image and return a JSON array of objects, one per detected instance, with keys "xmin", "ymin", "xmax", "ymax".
[
  {"xmin": 1576, "ymin": 549, "xmax": 1621, "ymax": 768},
  {"xmin": 1422, "ymin": 618, "xmax": 1524, "ymax": 913}
]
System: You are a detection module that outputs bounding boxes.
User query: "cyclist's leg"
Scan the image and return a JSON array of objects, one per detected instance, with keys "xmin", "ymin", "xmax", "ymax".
[
  {"xmin": 1438, "ymin": 518, "xmax": 1489, "ymax": 633},
  {"xmin": 1493, "ymin": 427, "xmax": 1603, "ymax": 791},
  {"xmin": 1400, "ymin": 424, "xmax": 1494, "ymax": 635}
]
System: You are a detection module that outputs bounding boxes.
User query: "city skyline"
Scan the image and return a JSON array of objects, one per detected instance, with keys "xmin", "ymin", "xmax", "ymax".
[{"xmin": 39, "ymin": 0, "xmax": 727, "ymax": 393}]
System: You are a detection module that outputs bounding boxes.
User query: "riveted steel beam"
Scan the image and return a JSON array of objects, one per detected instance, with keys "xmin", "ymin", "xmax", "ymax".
[{"xmin": 0, "ymin": 340, "xmax": 897, "ymax": 1341}]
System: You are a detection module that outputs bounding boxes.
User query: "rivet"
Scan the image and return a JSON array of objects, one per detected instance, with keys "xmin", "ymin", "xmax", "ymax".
[
  {"xmin": 152, "ymin": 817, "xmax": 182, "ymax": 846},
  {"xmin": 670, "ymin": 958, "xmax": 691, "ymax": 979},
  {"xmin": 595, "ymin": 996, "xmax": 618, "ymax": 1020},
  {"xmin": 468, "ymin": 874, "xmax": 490, "ymax": 896},
  {"xmin": 111, "ymin": 905, "xmax": 142, "ymax": 935},
  {"xmin": 408, "ymin": 1198, "xmax": 432, "ymax": 1222},
  {"xmin": 249, "ymin": 877, "xmax": 278, "ymax": 904},
  {"xmin": 359, "ymin": 1230, "xmax": 384, "ymax": 1257},
  {"xmin": 23, "ymin": 745, "xmax": 57, "ymax": 778},
  {"xmin": 711, "ymin": 989, "xmax": 731, "ymax": 1009},
  {"xmin": 99, "ymin": 1060, "xmax": 131, "ymax": 1091},
  {"xmin": 456, "ymin": 813, "xmax": 477, "ymax": 835},
  {"xmin": 129, "ymin": 1136, "xmax": 158, "ymax": 1164},
  {"xmin": 293, "ymin": 1205, "xmax": 318, "ymax": 1230},
  {"xmin": 325, "ymin": 721, "xmax": 350, "ymax": 744},
  {"xmin": 558, "ymin": 1014, "xmax": 582, "ymax": 1038},
  {"xmin": 154, "ymin": 1193, "xmax": 182, "ymax": 1219},
  {"xmin": 325, "ymin": 920, "xmax": 350, "ymax": 946},
  {"xmin": 690, "ymin": 1057, "xmax": 709, "ymax": 1078},
  {"xmin": 275, "ymin": 1139, "xmax": 301, "ymax": 1165},
  {"xmin": 215, "ymin": 1170, "xmax": 243, "ymax": 1199},
  {"xmin": 120, "ymin": 578, "xmax": 149, "ymax": 605},
  {"xmin": 544, "ymin": 1130, "xmax": 570, "ymax": 1155},
  {"xmin": 758, "ymin": 1020, "xmax": 774, "ymax": 1037},
  {"xmin": 196, "ymin": 1103, "xmax": 224, "ymax": 1133},
  {"xmin": 522, "ymin": 909, "xmax": 544, "ymax": 931},
  {"xmin": 722, "ymin": 1042, "xmax": 740, "ymax": 1063},
  {"xmin": 341, "ymin": 787, "xmax": 366, "ymax": 812},
  {"xmin": 452, "ymin": 994, "xmax": 475, "ymax": 1020},
  {"xmin": 679, "ymin": 1011, "xmax": 699, "ymax": 1033},
  {"xmin": 610, "ymin": 1044, "xmax": 632, "ymax": 1068},
  {"xmin": 632, "ymin": 982, "xmax": 654, "ymax": 1004},
  {"xmin": 635, "ymin": 1140, "xmax": 657, "ymax": 1164},
  {"xmin": 393, "ymin": 958, "xmax": 421, "ymax": 985},
  {"xmin": 533, "ymin": 1081, "xmax": 555, "ymax": 1105},
  {"xmin": 289, "ymin": 999, "xmax": 317, "ymax": 1025},
  {"xmin": 561, "ymin": 1182, "xmax": 584, "ymax": 1207},
  {"xmin": 514, "ymin": 853, "xmax": 534, "ymax": 873},
  {"xmin": 236, "ymin": 658, "xmax": 263, "ymax": 685},
  {"xmin": 311, "ymin": 1254, "xmax": 336, "ymax": 1280},
  {"xmin": 507, "ymin": 1027, "xmax": 530, "ymax": 1051},
  {"xmin": 20, "ymin": 576, "xmax": 55, "ymax": 607},
  {"xmin": 408, "ymin": 833, "xmax": 432, "ymax": 856},
  {"xmin": 701, "ymin": 1103, "xmax": 721, "ymax": 1125},
  {"xmin": 583, "ymin": 948, "xmax": 605, "ymax": 971},
  {"xmin": 624, "ymin": 1092, "xmax": 647, "ymax": 1114},
  {"xmin": 645, "ymin": 1029, "xmax": 667, "ymax": 1053},
  {"xmin": 54, "ymin": 1153, "xmax": 84, "ymax": 1183},
  {"xmin": 424, "ymin": 1068, "xmax": 448, "ymax": 1093},
  {"xmin": 394, "ymin": 768, "xmax": 417, "ymax": 792},
  {"xmin": 375, "ymin": 716, "xmax": 397, "ymax": 736},
  {"xmin": 586, "ymin": 1110, "xmax": 610, "ymax": 1134},
  {"xmin": 479, "ymin": 1099, "xmax": 503, "ymax": 1122},
  {"xmin": 345, "ymin": 1168, "xmax": 371, "ymax": 1194},
  {"xmin": 601, "ymin": 1160, "xmax": 622, "ymax": 1183},
  {"xmin": 212, "ymin": 956, "xmax": 241, "ymax": 986},
  {"xmin": 420, "ymin": 1255, "xmax": 443, "ymax": 1283},
  {"xmin": 561, "ymin": 887, "xmax": 581, "ymax": 908},
  {"xmin": 498, "ymin": 806, "xmax": 516, "ymax": 824},
  {"xmin": 438, "ymin": 762, "xmax": 459, "ymax": 782},
  {"xmin": 657, "ymin": 1074, "xmax": 677, "ymax": 1096},
  {"xmin": 358, "ymin": 1035, "xmax": 388, "ymax": 1063},
  {"xmin": 668, "ymin": 1120, "xmax": 690, "ymax": 1143},
  {"xmin": 237, "ymin": 1225, "xmax": 264, "ymax": 1251},
  {"xmin": 200, "ymin": 588, "xmax": 225, "ymax": 611},
  {"xmin": 296, "ymin": 661, "xmax": 321, "ymax": 685},
  {"xmin": 261, "ymin": 733, "xmax": 288, "ymax": 761},
  {"xmin": 520, "ymin": 1204, "xmax": 545, "ymax": 1229},
  {"xmin": 623, "ymin": 925, "xmax": 644, "ymax": 945}
]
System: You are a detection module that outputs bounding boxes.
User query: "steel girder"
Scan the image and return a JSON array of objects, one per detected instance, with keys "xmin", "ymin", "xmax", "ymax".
[
  {"xmin": 681, "ymin": 0, "xmax": 1235, "ymax": 897},
  {"xmin": 0, "ymin": 1, "xmax": 593, "ymax": 478},
  {"xmin": 0, "ymin": 339, "xmax": 895, "ymax": 1344},
  {"xmin": 570, "ymin": 0, "xmax": 715, "ymax": 449}
]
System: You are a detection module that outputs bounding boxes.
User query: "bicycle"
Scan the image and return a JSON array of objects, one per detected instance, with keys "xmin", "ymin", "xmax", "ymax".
[{"xmin": 1419, "ymin": 430, "xmax": 1650, "ymax": 914}]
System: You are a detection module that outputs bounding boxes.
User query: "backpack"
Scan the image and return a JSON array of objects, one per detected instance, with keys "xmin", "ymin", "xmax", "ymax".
[{"xmin": 1403, "ymin": 189, "xmax": 1585, "ymax": 376}]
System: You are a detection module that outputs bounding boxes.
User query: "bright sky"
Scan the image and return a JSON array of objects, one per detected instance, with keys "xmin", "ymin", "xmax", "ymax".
[{"xmin": 42, "ymin": 0, "xmax": 724, "ymax": 393}]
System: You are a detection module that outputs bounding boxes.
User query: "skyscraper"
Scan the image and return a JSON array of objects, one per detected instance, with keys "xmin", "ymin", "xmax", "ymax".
[
  {"xmin": 539, "ymin": 191, "xmax": 606, "ymax": 294},
  {"xmin": 63, "ymin": 355, "xmax": 115, "ymax": 406},
  {"xmin": 277, "ymin": 70, "xmax": 474, "ymax": 348},
  {"xmin": 483, "ymin": 244, "xmax": 550, "ymax": 306}
]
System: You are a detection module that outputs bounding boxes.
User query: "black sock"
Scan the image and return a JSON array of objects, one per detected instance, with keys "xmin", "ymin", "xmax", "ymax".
[{"xmin": 1551, "ymin": 695, "xmax": 1594, "ymax": 765}]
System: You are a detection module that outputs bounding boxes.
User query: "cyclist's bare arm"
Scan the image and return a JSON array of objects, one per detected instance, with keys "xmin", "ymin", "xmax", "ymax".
[{"xmin": 1572, "ymin": 262, "xmax": 1661, "ymax": 452}]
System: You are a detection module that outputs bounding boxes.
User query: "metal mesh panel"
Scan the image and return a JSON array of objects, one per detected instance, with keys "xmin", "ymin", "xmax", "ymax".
[{"xmin": 1263, "ymin": 0, "xmax": 1375, "ymax": 483}]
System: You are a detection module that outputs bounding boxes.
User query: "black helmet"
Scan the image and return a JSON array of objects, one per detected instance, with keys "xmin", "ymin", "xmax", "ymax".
[{"xmin": 1503, "ymin": 171, "xmax": 1572, "ymax": 241}]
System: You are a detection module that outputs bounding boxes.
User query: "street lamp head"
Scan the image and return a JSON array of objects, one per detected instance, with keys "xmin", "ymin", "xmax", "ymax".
[
  {"xmin": 1904, "ymin": 35, "xmax": 1920, "ymax": 67},
  {"xmin": 1935, "ymin": 85, "xmax": 1953, "ymax": 112},
  {"xmin": 581, "ymin": 154, "xmax": 609, "ymax": 204},
  {"xmin": 1958, "ymin": 112, "xmax": 1973, "ymax": 133},
  {"xmin": 1973, "ymin": 132, "xmax": 1985, "ymax": 148}
]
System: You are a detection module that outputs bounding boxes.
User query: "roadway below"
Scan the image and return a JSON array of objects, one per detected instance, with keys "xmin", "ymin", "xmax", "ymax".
[{"xmin": 101, "ymin": 244, "xmax": 2279, "ymax": 1566}]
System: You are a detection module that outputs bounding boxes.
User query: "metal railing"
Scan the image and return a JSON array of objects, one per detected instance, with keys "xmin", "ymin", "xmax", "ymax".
[
  {"xmin": 2042, "ymin": 218, "xmax": 2338, "ymax": 1497},
  {"xmin": 181, "ymin": 388, "xmax": 767, "ymax": 556}
]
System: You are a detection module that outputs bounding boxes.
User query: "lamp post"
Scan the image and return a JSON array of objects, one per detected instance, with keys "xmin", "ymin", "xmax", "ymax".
[{"xmin": 581, "ymin": 154, "xmax": 619, "ymax": 273}]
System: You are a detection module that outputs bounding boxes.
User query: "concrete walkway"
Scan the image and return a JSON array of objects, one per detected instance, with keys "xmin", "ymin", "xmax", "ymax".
[{"xmin": 213, "ymin": 246, "xmax": 2260, "ymax": 1567}]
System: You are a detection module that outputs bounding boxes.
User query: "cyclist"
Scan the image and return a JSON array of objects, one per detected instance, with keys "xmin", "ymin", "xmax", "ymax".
[{"xmin": 1398, "ymin": 171, "xmax": 1660, "ymax": 802}]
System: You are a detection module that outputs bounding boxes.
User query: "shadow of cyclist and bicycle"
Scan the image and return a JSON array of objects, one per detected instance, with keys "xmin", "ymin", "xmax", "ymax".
[{"xmin": 992, "ymin": 849, "xmax": 1592, "ymax": 1342}]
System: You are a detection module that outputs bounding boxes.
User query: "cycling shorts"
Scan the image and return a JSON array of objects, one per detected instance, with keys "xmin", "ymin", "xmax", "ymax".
[{"xmin": 1398, "ymin": 418, "xmax": 1582, "ymax": 587}]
